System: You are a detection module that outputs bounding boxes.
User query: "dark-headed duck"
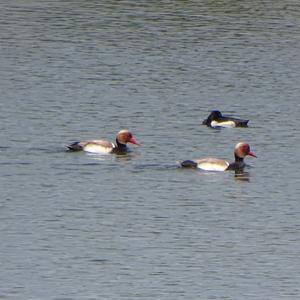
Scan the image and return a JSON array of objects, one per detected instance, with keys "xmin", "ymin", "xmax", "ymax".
[
  {"xmin": 181, "ymin": 142, "xmax": 256, "ymax": 171},
  {"xmin": 202, "ymin": 110, "xmax": 249, "ymax": 128},
  {"xmin": 67, "ymin": 129, "xmax": 140, "ymax": 154}
]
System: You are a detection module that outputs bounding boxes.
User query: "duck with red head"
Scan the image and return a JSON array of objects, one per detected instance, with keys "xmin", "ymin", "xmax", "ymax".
[
  {"xmin": 67, "ymin": 129, "xmax": 140, "ymax": 154},
  {"xmin": 181, "ymin": 142, "xmax": 256, "ymax": 171}
]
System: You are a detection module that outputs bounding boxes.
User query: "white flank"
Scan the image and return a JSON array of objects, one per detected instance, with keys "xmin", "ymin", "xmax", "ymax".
[
  {"xmin": 197, "ymin": 161, "xmax": 229, "ymax": 172},
  {"xmin": 83, "ymin": 144, "xmax": 113, "ymax": 154},
  {"xmin": 211, "ymin": 120, "xmax": 235, "ymax": 128}
]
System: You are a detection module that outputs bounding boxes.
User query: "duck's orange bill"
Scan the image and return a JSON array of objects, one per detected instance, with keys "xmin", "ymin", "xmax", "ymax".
[
  {"xmin": 248, "ymin": 150, "xmax": 257, "ymax": 158},
  {"xmin": 130, "ymin": 137, "xmax": 141, "ymax": 146}
]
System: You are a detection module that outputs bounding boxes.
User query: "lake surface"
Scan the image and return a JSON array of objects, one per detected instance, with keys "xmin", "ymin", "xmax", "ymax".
[{"xmin": 1, "ymin": 1, "xmax": 300, "ymax": 299}]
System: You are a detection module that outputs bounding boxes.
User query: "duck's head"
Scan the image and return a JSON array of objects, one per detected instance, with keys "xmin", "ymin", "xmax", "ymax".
[
  {"xmin": 116, "ymin": 129, "xmax": 140, "ymax": 145},
  {"xmin": 210, "ymin": 110, "xmax": 222, "ymax": 119},
  {"xmin": 203, "ymin": 110, "xmax": 223, "ymax": 125},
  {"xmin": 234, "ymin": 142, "xmax": 257, "ymax": 159}
]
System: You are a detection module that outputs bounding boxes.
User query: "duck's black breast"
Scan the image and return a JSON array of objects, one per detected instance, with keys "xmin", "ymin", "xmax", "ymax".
[
  {"xmin": 111, "ymin": 140, "xmax": 129, "ymax": 154},
  {"xmin": 227, "ymin": 156, "xmax": 246, "ymax": 171}
]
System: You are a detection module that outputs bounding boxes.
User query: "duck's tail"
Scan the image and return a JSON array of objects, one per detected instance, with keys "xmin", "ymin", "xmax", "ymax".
[
  {"xmin": 180, "ymin": 160, "xmax": 198, "ymax": 168},
  {"xmin": 67, "ymin": 142, "xmax": 83, "ymax": 151}
]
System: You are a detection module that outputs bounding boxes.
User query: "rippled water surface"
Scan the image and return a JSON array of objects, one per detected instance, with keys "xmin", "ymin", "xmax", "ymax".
[{"xmin": 1, "ymin": 1, "xmax": 300, "ymax": 299}]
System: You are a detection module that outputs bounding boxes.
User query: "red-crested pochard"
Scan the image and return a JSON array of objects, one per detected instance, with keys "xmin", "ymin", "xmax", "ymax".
[
  {"xmin": 67, "ymin": 129, "xmax": 140, "ymax": 154},
  {"xmin": 181, "ymin": 142, "xmax": 256, "ymax": 171}
]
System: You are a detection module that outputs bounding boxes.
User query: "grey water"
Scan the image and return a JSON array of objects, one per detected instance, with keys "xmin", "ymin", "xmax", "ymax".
[{"xmin": 1, "ymin": 1, "xmax": 300, "ymax": 299}]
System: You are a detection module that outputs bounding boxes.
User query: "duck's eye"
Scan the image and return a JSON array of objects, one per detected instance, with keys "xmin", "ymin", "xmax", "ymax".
[{"xmin": 243, "ymin": 144, "xmax": 250, "ymax": 153}]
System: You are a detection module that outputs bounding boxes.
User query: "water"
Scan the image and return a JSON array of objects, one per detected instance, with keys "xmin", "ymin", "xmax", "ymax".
[{"xmin": 1, "ymin": 1, "xmax": 300, "ymax": 299}]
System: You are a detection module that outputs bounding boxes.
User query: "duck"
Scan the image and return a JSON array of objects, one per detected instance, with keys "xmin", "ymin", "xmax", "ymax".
[
  {"xmin": 67, "ymin": 129, "xmax": 140, "ymax": 154},
  {"xmin": 202, "ymin": 110, "xmax": 249, "ymax": 128},
  {"xmin": 181, "ymin": 142, "xmax": 256, "ymax": 171}
]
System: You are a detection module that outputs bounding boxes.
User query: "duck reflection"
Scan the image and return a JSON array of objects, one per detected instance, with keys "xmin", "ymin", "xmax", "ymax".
[
  {"xmin": 234, "ymin": 169, "xmax": 250, "ymax": 182},
  {"xmin": 115, "ymin": 151, "xmax": 139, "ymax": 163},
  {"xmin": 87, "ymin": 151, "xmax": 139, "ymax": 163}
]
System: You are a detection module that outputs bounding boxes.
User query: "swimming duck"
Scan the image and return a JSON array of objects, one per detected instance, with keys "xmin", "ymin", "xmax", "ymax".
[
  {"xmin": 67, "ymin": 129, "xmax": 140, "ymax": 154},
  {"xmin": 202, "ymin": 110, "xmax": 249, "ymax": 128},
  {"xmin": 181, "ymin": 142, "xmax": 256, "ymax": 171}
]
